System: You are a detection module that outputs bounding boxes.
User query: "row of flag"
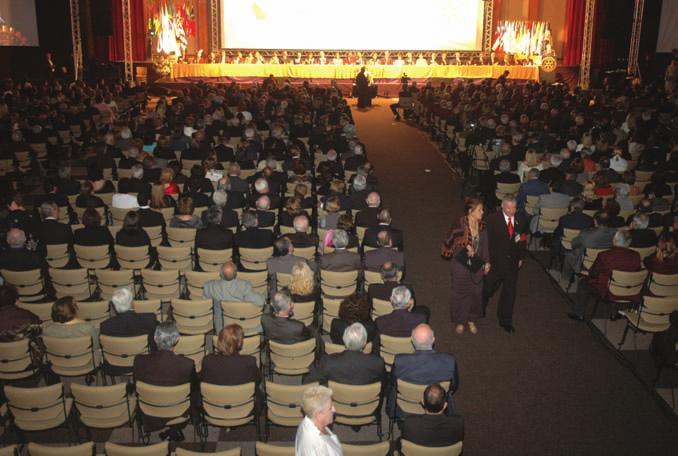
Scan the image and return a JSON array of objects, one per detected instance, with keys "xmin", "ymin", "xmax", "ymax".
[{"xmin": 492, "ymin": 20, "xmax": 553, "ymax": 56}]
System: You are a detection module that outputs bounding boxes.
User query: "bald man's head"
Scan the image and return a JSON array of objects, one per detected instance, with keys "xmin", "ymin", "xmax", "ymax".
[
  {"xmin": 221, "ymin": 261, "xmax": 237, "ymax": 281},
  {"xmin": 411, "ymin": 324, "xmax": 434, "ymax": 350},
  {"xmin": 6, "ymin": 228, "xmax": 26, "ymax": 249},
  {"xmin": 423, "ymin": 383, "xmax": 447, "ymax": 414},
  {"xmin": 366, "ymin": 192, "xmax": 381, "ymax": 207},
  {"xmin": 377, "ymin": 230, "xmax": 392, "ymax": 248}
]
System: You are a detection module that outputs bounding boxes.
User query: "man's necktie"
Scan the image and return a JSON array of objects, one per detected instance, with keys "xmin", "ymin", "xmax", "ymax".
[{"xmin": 507, "ymin": 217, "xmax": 514, "ymax": 238}]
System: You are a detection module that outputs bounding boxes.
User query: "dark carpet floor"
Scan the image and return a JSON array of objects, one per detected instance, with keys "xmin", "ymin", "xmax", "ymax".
[{"xmin": 352, "ymin": 99, "xmax": 678, "ymax": 456}]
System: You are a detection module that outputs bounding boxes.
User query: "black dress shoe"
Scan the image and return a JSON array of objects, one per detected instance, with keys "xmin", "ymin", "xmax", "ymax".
[
  {"xmin": 568, "ymin": 312, "xmax": 585, "ymax": 322},
  {"xmin": 500, "ymin": 324, "xmax": 515, "ymax": 333}
]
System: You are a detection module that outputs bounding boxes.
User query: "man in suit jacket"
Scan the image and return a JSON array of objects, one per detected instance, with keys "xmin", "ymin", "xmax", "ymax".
[
  {"xmin": 254, "ymin": 196, "xmax": 276, "ymax": 228},
  {"xmin": 287, "ymin": 215, "xmax": 319, "ymax": 249},
  {"xmin": 36, "ymin": 201, "xmax": 73, "ymax": 254},
  {"xmin": 375, "ymin": 286, "xmax": 426, "ymax": 337},
  {"xmin": 368, "ymin": 262, "xmax": 402, "ymax": 302},
  {"xmin": 364, "ymin": 231, "xmax": 405, "ymax": 272},
  {"xmin": 136, "ymin": 193, "xmax": 166, "ymax": 228},
  {"xmin": 101, "ymin": 288, "xmax": 158, "ymax": 374},
  {"xmin": 261, "ymin": 290, "xmax": 313, "ymax": 344},
  {"xmin": 629, "ymin": 213, "xmax": 657, "ymax": 248},
  {"xmin": 319, "ymin": 230, "xmax": 362, "ymax": 272},
  {"xmin": 267, "ymin": 237, "xmax": 313, "ymax": 295},
  {"xmin": 552, "ymin": 198, "xmax": 595, "ymax": 258},
  {"xmin": 305, "ymin": 323, "xmax": 385, "ymax": 385},
  {"xmin": 118, "ymin": 165, "xmax": 151, "ymax": 194},
  {"xmin": 195, "ymin": 206, "xmax": 234, "ymax": 251},
  {"xmin": 203, "ymin": 190, "xmax": 239, "ymax": 230},
  {"xmin": 355, "ymin": 192, "xmax": 381, "ymax": 228},
  {"xmin": 529, "ymin": 180, "xmax": 571, "ymax": 233},
  {"xmin": 226, "ymin": 163, "xmax": 250, "ymax": 194},
  {"xmin": 569, "ymin": 229, "xmax": 642, "ymax": 321},
  {"xmin": 133, "ymin": 322, "xmax": 197, "ymax": 438},
  {"xmin": 563, "ymin": 212, "xmax": 618, "ymax": 279},
  {"xmin": 402, "ymin": 383, "xmax": 464, "ymax": 447},
  {"xmin": 0, "ymin": 229, "xmax": 45, "ymax": 272},
  {"xmin": 389, "ymin": 324, "xmax": 459, "ymax": 418},
  {"xmin": 363, "ymin": 208, "xmax": 404, "ymax": 252},
  {"xmin": 234, "ymin": 211, "xmax": 275, "ymax": 253},
  {"xmin": 483, "ymin": 196, "xmax": 528, "ymax": 332},
  {"xmin": 203, "ymin": 261, "xmax": 266, "ymax": 331},
  {"xmin": 516, "ymin": 168, "xmax": 549, "ymax": 208}
]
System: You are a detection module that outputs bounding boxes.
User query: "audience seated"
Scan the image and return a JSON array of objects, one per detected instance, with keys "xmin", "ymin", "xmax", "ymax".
[
  {"xmin": 287, "ymin": 215, "xmax": 319, "ymax": 249},
  {"xmin": 42, "ymin": 297, "xmax": 102, "ymax": 364},
  {"xmin": 170, "ymin": 196, "xmax": 204, "ymax": 229},
  {"xmin": 319, "ymin": 230, "xmax": 362, "ymax": 272},
  {"xmin": 262, "ymin": 289, "xmax": 313, "ymax": 344},
  {"xmin": 195, "ymin": 206, "xmax": 234, "ymax": 253},
  {"xmin": 363, "ymin": 208, "xmax": 404, "ymax": 251},
  {"xmin": 0, "ymin": 228, "xmax": 45, "ymax": 271},
  {"xmin": 0, "ymin": 284, "xmax": 40, "ymax": 342},
  {"xmin": 364, "ymin": 231, "xmax": 405, "ymax": 272},
  {"xmin": 645, "ymin": 234, "xmax": 678, "ymax": 275},
  {"xmin": 375, "ymin": 286, "xmax": 426, "ymax": 338},
  {"xmin": 234, "ymin": 211, "xmax": 275, "ymax": 251},
  {"xmin": 401, "ymin": 383, "xmax": 464, "ymax": 447},
  {"xmin": 267, "ymin": 237, "xmax": 312, "ymax": 294},
  {"xmin": 201, "ymin": 324, "xmax": 261, "ymax": 393}
]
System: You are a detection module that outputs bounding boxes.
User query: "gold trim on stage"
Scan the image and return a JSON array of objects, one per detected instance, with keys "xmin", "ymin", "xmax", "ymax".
[{"xmin": 170, "ymin": 63, "xmax": 540, "ymax": 81}]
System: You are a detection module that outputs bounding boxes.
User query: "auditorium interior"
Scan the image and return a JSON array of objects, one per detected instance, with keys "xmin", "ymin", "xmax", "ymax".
[{"xmin": 0, "ymin": 0, "xmax": 677, "ymax": 455}]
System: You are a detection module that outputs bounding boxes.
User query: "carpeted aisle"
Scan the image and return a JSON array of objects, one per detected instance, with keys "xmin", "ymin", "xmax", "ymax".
[{"xmin": 351, "ymin": 99, "xmax": 678, "ymax": 455}]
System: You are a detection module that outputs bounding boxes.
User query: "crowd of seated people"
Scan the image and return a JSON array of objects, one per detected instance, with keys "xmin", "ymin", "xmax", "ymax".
[
  {"xmin": 412, "ymin": 72, "xmax": 678, "ymax": 339},
  {"xmin": 192, "ymin": 49, "xmax": 532, "ymax": 66},
  {"xmin": 0, "ymin": 76, "xmax": 463, "ymax": 449}
]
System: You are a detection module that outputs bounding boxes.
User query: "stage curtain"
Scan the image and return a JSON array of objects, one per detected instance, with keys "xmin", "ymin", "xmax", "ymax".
[
  {"xmin": 563, "ymin": 0, "xmax": 586, "ymax": 65},
  {"xmin": 109, "ymin": 0, "xmax": 147, "ymax": 62}
]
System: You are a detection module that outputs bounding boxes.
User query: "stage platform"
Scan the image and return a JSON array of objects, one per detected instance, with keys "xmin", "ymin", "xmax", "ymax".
[{"xmin": 170, "ymin": 63, "xmax": 539, "ymax": 81}]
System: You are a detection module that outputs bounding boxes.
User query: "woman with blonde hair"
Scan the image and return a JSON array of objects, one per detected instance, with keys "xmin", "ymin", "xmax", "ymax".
[
  {"xmin": 150, "ymin": 183, "xmax": 176, "ymax": 210},
  {"xmin": 160, "ymin": 167, "xmax": 179, "ymax": 196},
  {"xmin": 295, "ymin": 385, "xmax": 341, "ymax": 456},
  {"xmin": 645, "ymin": 233, "xmax": 678, "ymax": 274},
  {"xmin": 289, "ymin": 262, "xmax": 319, "ymax": 302}
]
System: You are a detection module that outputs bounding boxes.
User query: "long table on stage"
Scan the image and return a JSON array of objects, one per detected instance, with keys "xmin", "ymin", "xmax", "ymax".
[{"xmin": 170, "ymin": 63, "xmax": 540, "ymax": 81}]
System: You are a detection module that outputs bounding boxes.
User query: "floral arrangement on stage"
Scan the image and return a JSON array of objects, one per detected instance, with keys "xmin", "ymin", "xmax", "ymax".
[
  {"xmin": 147, "ymin": 1, "xmax": 196, "ymax": 58},
  {"xmin": 492, "ymin": 20, "xmax": 554, "ymax": 60}
]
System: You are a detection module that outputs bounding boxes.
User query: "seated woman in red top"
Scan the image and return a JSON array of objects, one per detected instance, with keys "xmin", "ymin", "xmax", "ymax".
[
  {"xmin": 645, "ymin": 233, "xmax": 678, "ymax": 275},
  {"xmin": 160, "ymin": 168, "xmax": 180, "ymax": 196},
  {"xmin": 593, "ymin": 175, "xmax": 614, "ymax": 197}
]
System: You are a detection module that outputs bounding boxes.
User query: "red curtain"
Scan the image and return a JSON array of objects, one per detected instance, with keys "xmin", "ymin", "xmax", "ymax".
[
  {"xmin": 109, "ymin": 0, "xmax": 147, "ymax": 62},
  {"xmin": 563, "ymin": 0, "xmax": 586, "ymax": 65}
]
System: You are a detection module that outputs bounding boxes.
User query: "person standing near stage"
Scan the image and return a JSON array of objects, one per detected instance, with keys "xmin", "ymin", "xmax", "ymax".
[
  {"xmin": 442, "ymin": 196, "xmax": 490, "ymax": 335},
  {"xmin": 355, "ymin": 67, "xmax": 371, "ymax": 108},
  {"xmin": 483, "ymin": 195, "xmax": 527, "ymax": 333}
]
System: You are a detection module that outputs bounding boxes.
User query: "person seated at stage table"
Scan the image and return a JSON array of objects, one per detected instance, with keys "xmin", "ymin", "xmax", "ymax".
[
  {"xmin": 318, "ymin": 51, "xmax": 327, "ymax": 65},
  {"xmin": 429, "ymin": 52, "xmax": 438, "ymax": 65},
  {"xmin": 293, "ymin": 51, "xmax": 303, "ymax": 65},
  {"xmin": 452, "ymin": 52, "xmax": 464, "ymax": 65},
  {"xmin": 393, "ymin": 53, "xmax": 405, "ymax": 65},
  {"xmin": 439, "ymin": 52, "xmax": 449, "ymax": 65},
  {"xmin": 280, "ymin": 50, "xmax": 289, "ymax": 64},
  {"xmin": 254, "ymin": 51, "xmax": 265, "ymax": 64},
  {"xmin": 383, "ymin": 50, "xmax": 393, "ymax": 65},
  {"xmin": 332, "ymin": 52, "xmax": 343, "ymax": 65},
  {"xmin": 415, "ymin": 53, "xmax": 428, "ymax": 66},
  {"xmin": 269, "ymin": 52, "xmax": 280, "ymax": 64}
]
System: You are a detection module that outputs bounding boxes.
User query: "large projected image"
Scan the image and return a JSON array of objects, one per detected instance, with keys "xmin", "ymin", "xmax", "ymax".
[
  {"xmin": 221, "ymin": 0, "xmax": 484, "ymax": 51},
  {"xmin": 0, "ymin": 0, "xmax": 39, "ymax": 46}
]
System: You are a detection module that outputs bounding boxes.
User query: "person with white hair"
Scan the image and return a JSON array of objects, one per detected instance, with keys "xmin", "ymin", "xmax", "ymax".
[
  {"xmin": 261, "ymin": 289, "xmax": 313, "ymax": 344},
  {"xmin": 287, "ymin": 214, "xmax": 320, "ymax": 249},
  {"xmin": 254, "ymin": 195, "xmax": 275, "ymax": 227},
  {"xmin": 569, "ymin": 229, "xmax": 642, "ymax": 322},
  {"xmin": 305, "ymin": 322, "xmax": 385, "ymax": 385},
  {"xmin": 100, "ymin": 287, "xmax": 159, "ymax": 371},
  {"xmin": 344, "ymin": 143, "xmax": 366, "ymax": 171},
  {"xmin": 0, "ymin": 228, "xmax": 44, "ymax": 272},
  {"xmin": 319, "ymin": 229, "xmax": 362, "ymax": 272},
  {"xmin": 389, "ymin": 324, "xmax": 459, "ymax": 418},
  {"xmin": 118, "ymin": 163, "xmax": 151, "ymax": 194},
  {"xmin": 348, "ymin": 174, "xmax": 369, "ymax": 210},
  {"xmin": 355, "ymin": 192, "xmax": 381, "ymax": 228},
  {"xmin": 295, "ymin": 385, "xmax": 342, "ymax": 456},
  {"xmin": 200, "ymin": 190, "xmax": 238, "ymax": 229},
  {"xmin": 629, "ymin": 213, "xmax": 657, "ymax": 248},
  {"xmin": 374, "ymin": 285, "xmax": 427, "ymax": 337}
]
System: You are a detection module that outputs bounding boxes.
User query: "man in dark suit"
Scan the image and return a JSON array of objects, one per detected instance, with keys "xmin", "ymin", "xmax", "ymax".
[
  {"xmin": 629, "ymin": 213, "xmax": 658, "ymax": 248},
  {"xmin": 267, "ymin": 237, "xmax": 312, "ymax": 295},
  {"xmin": 254, "ymin": 196, "xmax": 276, "ymax": 228},
  {"xmin": 389, "ymin": 324, "xmax": 459, "ymax": 418},
  {"xmin": 133, "ymin": 321, "xmax": 197, "ymax": 439},
  {"xmin": 375, "ymin": 286, "xmax": 426, "ymax": 337},
  {"xmin": 493, "ymin": 159, "xmax": 520, "ymax": 187},
  {"xmin": 226, "ymin": 163, "xmax": 250, "ymax": 194},
  {"xmin": 287, "ymin": 215, "xmax": 319, "ymax": 249},
  {"xmin": 347, "ymin": 175, "xmax": 370, "ymax": 211},
  {"xmin": 363, "ymin": 208, "xmax": 404, "ymax": 252},
  {"xmin": 234, "ymin": 211, "xmax": 275, "ymax": 251},
  {"xmin": 364, "ymin": 231, "xmax": 405, "ymax": 272},
  {"xmin": 136, "ymin": 193, "xmax": 166, "ymax": 228},
  {"xmin": 368, "ymin": 262, "xmax": 402, "ymax": 302},
  {"xmin": 355, "ymin": 192, "xmax": 381, "ymax": 228},
  {"xmin": 483, "ymin": 195, "xmax": 528, "ymax": 333},
  {"xmin": 0, "ymin": 228, "xmax": 45, "ymax": 272},
  {"xmin": 563, "ymin": 211, "xmax": 618, "ymax": 280},
  {"xmin": 402, "ymin": 383, "xmax": 464, "ymax": 447},
  {"xmin": 552, "ymin": 197, "xmax": 594, "ymax": 258},
  {"xmin": 214, "ymin": 136, "xmax": 236, "ymax": 163},
  {"xmin": 118, "ymin": 165, "xmax": 151, "ymax": 194},
  {"xmin": 101, "ymin": 287, "xmax": 158, "ymax": 374},
  {"xmin": 203, "ymin": 190, "xmax": 239, "ymax": 230},
  {"xmin": 36, "ymin": 201, "xmax": 73, "ymax": 255},
  {"xmin": 319, "ymin": 230, "xmax": 362, "ymax": 272},
  {"xmin": 516, "ymin": 168, "xmax": 549, "ymax": 209},
  {"xmin": 56, "ymin": 164, "xmax": 81, "ymax": 196},
  {"xmin": 569, "ymin": 229, "xmax": 642, "ymax": 321},
  {"xmin": 305, "ymin": 323, "xmax": 385, "ymax": 385},
  {"xmin": 261, "ymin": 290, "xmax": 313, "ymax": 344}
]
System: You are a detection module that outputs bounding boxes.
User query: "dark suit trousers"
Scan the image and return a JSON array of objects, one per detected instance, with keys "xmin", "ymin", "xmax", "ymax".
[{"xmin": 483, "ymin": 266, "xmax": 518, "ymax": 325}]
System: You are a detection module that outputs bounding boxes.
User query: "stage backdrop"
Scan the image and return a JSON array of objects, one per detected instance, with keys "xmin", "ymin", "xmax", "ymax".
[
  {"xmin": 221, "ymin": 0, "xmax": 484, "ymax": 51},
  {"xmin": 0, "ymin": 0, "xmax": 39, "ymax": 46}
]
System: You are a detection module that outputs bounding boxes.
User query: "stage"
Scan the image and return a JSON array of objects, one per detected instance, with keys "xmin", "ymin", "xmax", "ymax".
[{"xmin": 170, "ymin": 63, "xmax": 540, "ymax": 82}]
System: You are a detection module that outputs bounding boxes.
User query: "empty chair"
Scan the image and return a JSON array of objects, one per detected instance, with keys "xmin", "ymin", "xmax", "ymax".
[
  {"xmin": 70, "ymin": 382, "xmax": 137, "ymax": 432},
  {"xmin": 77, "ymin": 300, "xmax": 110, "ymax": 327},
  {"xmin": 379, "ymin": 335, "xmax": 415, "ymax": 372},
  {"xmin": 115, "ymin": 245, "xmax": 150, "ymax": 270},
  {"xmin": 254, "ymin": 442, "xmax": 294, "ymax": 456},
  {"xmin": 45, "ymin": 244, "xmax": 70, "ymax": 268},
  {"xmin": 100, "ymin": 334, "xmax": 149, "ymax": 377},
  {"xmin": 290, "ymin": 300, "xmax": 315, "ymax": 327},
  {"xmin": 239, "ymin": 247, "xmax": 274, "ymax": 271},
  {"xmin": 321, "ymin": 270, "xmax": 359, "ymax": 297},
  {"xmin": 648, "ymin": 271, "xmax": 678, "ymax": 297},
  {"xmin": 42, "ymin": 335, "xmax": 100, "ymax": 379},
  {"xmin": 342, "ymin": 442, "xmax": 390, "ymax": 456},
  {"xmin": 110, "ymin": 207, "xmax": 136, "ymax": 225},
  {"xmin": 196, "ymin": 248, "xmax": 233, "ymax": 272},
  {"xmin": 134, "ymin": 381, "xmax": 192, "ymax": 439},
  {"xmin": 237, "ymin": 270, "xmax": 268, "ymax": 295},
  {"xmin": 50, "ymin": 268, "xmax": 92, "ymax": 301},
  {"xmin": 172, "ymin": 299, "xmax": 214, "ymax": 335},
  {"xmin": 27, "ymin": 442, "xmax": 94, "ymax": 456},
  {"xmin": 0, "ymin": 338, "xmax": 40, "ymax": 380},
  {"xmin": 321, "ymin": 298, "xmax": 342, "ymax": 333},
  {"xmin": 140, "ymin": 269, "xmax": 180, "ymax": 301},
  {"xmin": 200, "ymin": 382, "xmax": 258, "ymax": 437},
  {"xmin": 1, "ymin": 269, "xmax": 45, "ymax": 303},
  {"xmin": 133, "ymin": 299, "xmax": 163, "ymax": 322},
  {"xmin": 268, "ymin": 338, "xmax": 316, "ymax": 377},
  {"xmin": 74, "ymin": 245, "xmax": 111, "ymax": 270},
  {"xmin": 167, "ymin": 227, "xmax": 197, "ymax": 247},
  {"xmin": 104, "ymin": 442, "xmax": 169, "ymax": 456},
  {"xmin": 4, "ymin": 383, "xmax": 73, "ymax": 433},
  {"xmin": 371, "ymin": 298, "xmax": 393, "ymax": 319},
  {"xmin": 293, "ymin": 246, "xmax": 316, "ymax": 261},
  {"xmin": 221, "ymin": 301, "xmax": 264, "ymax": 336},
  {"xmin": 95, "ymin": 269, "xmax": 134, "ymax": 300},
  {"xmin": 329, "ymin": 381, "xmax": 382, "ymax": 437},
  {"xmin": 400, "ymin": 439, "xmax": 463, "ymax": 456},
  {"xmin": 174, "ymin": 334, "xmax": 206, "ymax": 372},
  {"xmin": 265, "ymin": 382, "xmax": 317, "ymax": 437},
  {"xmin": 619, "ymin": 295, "xmax": 678, "ymax": 348},
  {"xmin": 157, "ymin": 246, "xmax": 192, "ymax": 272},
  {"xmin": 17, "ymin": 301, "xmax": 53, "ymax": 323},
  {"xmin": 145, "ymin": 226, "xmax": 163, "ymax": 248}
]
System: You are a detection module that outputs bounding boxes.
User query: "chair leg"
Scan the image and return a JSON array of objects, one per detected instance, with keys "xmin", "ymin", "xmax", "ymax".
[{"xmin": 618, "ymin": 323, "xmax": 631, "ymax": 349}]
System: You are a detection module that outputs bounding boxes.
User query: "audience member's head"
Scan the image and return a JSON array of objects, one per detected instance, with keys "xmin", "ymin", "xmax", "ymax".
[
  {"xmin": 111, "ymin": 287, "xmax": 134, "ymax": 314},
  {"xmin": 82, "ymin": 208, "xmax": 102, "ymax": 228},
  {"xmin": 377, "ymin": 208, "xmax": 392, "ymax": 225},
  {"xmin": 154, "ymin": 321, "xmax": 180, "ymax": 351},
  {"xmin": 242, "ymin": 210, "xmax": 258, "ymax": 229},
  {"xmin": 205, "ymin": 205, "xmax": 223, "ymax": 226},
  {"xmin": 332, "ymin": 229, "xmax": 349, "ymax": 249},
  {"xmin": 342, "ymin": 323, "xmax": 368, "ymax": 352},
  {"xmin": 390, "ymin": 285, "xmax": 412, "ymax": 310},
  {"xmin": 6, "ymin": 228, "xmax": 26, "ymax": 249},
  {"xmin": 613, "ymin": 229, "xmax": 632, "ymax": 248},
  {"xmin": 657, "ymin": 233, "xmax": 677, "ymax": 262},
  {"xmin": 51, "ymin": 297, "xmax": 79, "ymax": 323},
  {"xmin": 177, "ymin": 196, "xmax": 195, "ymax": 216},
  {"xmin": 631, "ymin": 213, "xmax": 649, "ymax": 230},
  {"xmin": 366, "ymin": 192, "xmax": 381, "ymax": 208},
  {"xmin": 293, "ymin": 214, "xmax": 310, "ymax": 233},
  {"xmin": 0, "ymin": 284, "xmax": 19, "ymax": 309},
  {"xmin": 422, "ymin": 383, "xmax": 447, "ymax": 414},
  {"xmin": 274, "ymin": 236, "xmax": 293, "ymax": 256},
  {"xmin": 216, "ymin": 324, "xmax": 244, "ymax": 356},
  {"xmin": 220, "ymin": 261, "xmax": 237, "ymax": 281},
  {"xmin": 289, "ymin": 261, "xmax": 315, "ymax": 296},
  {"xmin": 271, "ymin": 288, "xmax": 293, "ymax": 316},
  {"xmin": 411, "ymin": 323, "xmax": 435, "ymax": 350},
  {"xmin": 338, "ymin": 294, "xmax": 370, "ymax": 324},
  {"xmin": 122, "ymin": 211, "xmax": 141, "ymax": 232}
]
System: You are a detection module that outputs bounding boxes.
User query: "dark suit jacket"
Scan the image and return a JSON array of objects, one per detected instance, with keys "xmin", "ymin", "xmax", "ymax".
[
  {"xmin": 235, "ymin": 227, "xmax": 274, "ymax": 250},
  {"xmin": 363, "ymin": 225, "xmax": 404, "ymax": 251},
  {"xmin": 355, "ymin": 207, "xmax": 380, "ymax": 228},
  {"xmin": 38, "ymin": 219, "xmax": 73, "ymax": 247},
  {"xmin": 364, "ymin": 247, "xmax": 405, "ymax": 272},
  {"xmin": 368, "ymin": 281, "xmax": 399, "ymax": 302},
  {"xmin": 402, "ymin": 414, "xmax": 464, "ymax": 447},
  {"xmin": 375, "ymin": 309, "xmax": 426, "ymax": 338},
  {"xmin": 195, "ymin": 225, "xmax": 234, "ymax": 251},
  {"xmin": 100, "ymin": 312, "xmax": 159, "ymax": 372},
  {"xmin": 138, "ymin": 208, "xmax": 166, "ymax": 228},
  {"xmin": 201, "ymin": 208, "xmax": 239, "ymax": 229},
  {"xmin": 118, "ymin": 178, "xmax": 151, "ymax": 195},
  {"xmin": 287, "ymin": 232, "xmax": 319, "ymax": 249},
  {"xmin": 74, "ymin": 226, "xmax": 114, "ymax": 250},
  {"xmin": 555, "ymin": 212, "xmax": 594, "ymax": 237},
  {"xmin": 630, "ymin": 229, "xmax": 657, "ymax": 248},
  {"xmin": 256, "ymin": 210, "xmax": 276, "ymax": 228},
  {"xmin": 390, "ymin": 350, "xmax": 459, "ymax": 417},
  {"xmin": 485, "ymin": 211, "xmax": 527, "ymax": 273},
  {"xmin": 305, "ymin": 350, "xmax": 385, "ymax": 385},
  {"xmin": 319, "ymin": 249, "xmax": 362, "ymax": 272},
  {"xmin": 0, "ymin": 247, "xmax": 45, "ymax": 271},
  {"xmin": 214, "ymin": 145, "xmax": 236, "ymax": 163},
  {"xmin": 116, "ymin": 229, "xmax": 151, "ymax": 248},
  {"xmin": 261, "ymin": 314, "xmax": 311, "ymax": 344},
  {"xmin": 588, "ymin": 247, "xmax": 642, "ymax": 299},
  {"xmin": 133, "ymin": 350, "xmax": 196, "ymax": 387},
  {"xmin": 200, "ymin": 353, "xmax": 260, "ymax": 386}
]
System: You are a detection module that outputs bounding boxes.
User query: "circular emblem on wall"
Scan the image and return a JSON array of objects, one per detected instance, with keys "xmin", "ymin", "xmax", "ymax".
[{"xmin": 541, "ymin": 56, "xmax": 557, "ymax": 73}]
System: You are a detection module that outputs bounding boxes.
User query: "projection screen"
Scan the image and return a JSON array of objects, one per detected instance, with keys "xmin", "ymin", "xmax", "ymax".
[
  {"xmin": 0, "ymin": 0, "xmax": 39, "ymax": 47},
  {"xmin": 221, "ymin": 0, "xmax": 484, "ymax": 51}
]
